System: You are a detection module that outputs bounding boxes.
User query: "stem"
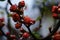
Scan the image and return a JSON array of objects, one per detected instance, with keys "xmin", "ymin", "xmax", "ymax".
[
  {"xmin": 0, "ymin": 29, "xmax": 12, "ymax": 40},
  {"xmin": 49, "ymin": 27, "xmax": 52, "ymax": 33},
  {"xmin": 19, "ymin": 20, "xmax": 39, "ymax": 40},
  {"xmin": 8, "ymin": 0, "xmax": 12, "ymax": 5},
  {"xmin": 27, "ymin": 27, "xmax": 39, "ymax": 40},
  {"xmin": 20, "ymin": 21, "xmax": 39, "ymax": 40},
  {"xmin": 0, "ymin": 29, "xmax": 6, "ymax": 36}
]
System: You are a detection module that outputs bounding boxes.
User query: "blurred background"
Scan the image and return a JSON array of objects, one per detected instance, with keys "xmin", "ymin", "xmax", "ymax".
[{"xmin": 0, "ymin": 0, "xmax": 60, "ymax": 40}]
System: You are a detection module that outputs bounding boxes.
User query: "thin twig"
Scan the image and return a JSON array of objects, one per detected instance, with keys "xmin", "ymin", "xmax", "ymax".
[{"xmin": 8, "ymin": 0, "xmax": 12, "ymax": 5}]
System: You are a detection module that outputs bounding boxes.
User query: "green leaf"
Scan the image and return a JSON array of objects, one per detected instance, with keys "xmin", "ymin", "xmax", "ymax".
[
  {"xmin": 32, "ymin": 31, "xmax": 41, "ymax": 39},
  {"xmin": 0, "ymin": 0, "xmax": 5, "ymax": 1},
  {"xmin": 36, "ymin": 16, "xmax": 41, "ymax": 21}
]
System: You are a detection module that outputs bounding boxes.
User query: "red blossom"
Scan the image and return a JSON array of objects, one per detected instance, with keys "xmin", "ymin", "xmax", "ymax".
[
  {"xmin": 18, "ymin": 1, "xmax": 25, "ymax": 8},
  {"xmin": 52, "ymin": 6, "xmax": 58, "ymax": 13},
  {"xmin": 15, "ymin": 22, "xmax": 22, "ymax": 29},
  {"xmin": 22, "ymin": 32, "xmax": 30, "ymax": 38},
  {"xmin": 24, "ymin": 16, "xmax": 35, "ymax": 25},
  {"xmin": 12, "ymin": 13, "xmax": 20, "ymax": 22},
  {"xmin": 10, "ymin": 5, "xmax": 17, "ymax": 12}
]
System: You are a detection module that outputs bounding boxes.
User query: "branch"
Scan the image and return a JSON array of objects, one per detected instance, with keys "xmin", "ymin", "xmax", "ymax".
[
  {"xmin": 8, "ymin": 0, "xmax": 12, "ymax": 5},
  {"xmin": 49, "ymin": 27, "xmax": 52, "ymax": 33},
  {"xmin": 42, "ymin": 20, "xmax": 60, "ymax": 40},
  {"xmin": 0, "ymin": 29, "xmax": 12, "ymax": 40},
  {"xmin": 27, "ymin": 27, "xmax": 40, "ymax": 40},
  {"xmin": 18, "ymin": 20, "xmax": 39, "ymax": 40}
]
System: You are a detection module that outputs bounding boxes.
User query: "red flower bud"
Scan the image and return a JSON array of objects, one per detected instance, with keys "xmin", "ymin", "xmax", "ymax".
[
  {"xmin": 24, "ymin": 16, "xmax": 31, "ymax": 24},
  {"xmin": 52, "ymin": 6, "xmax": 58, "ymax": 13},
  {"xmin": 52, "ymin": 13, "xmax": 58, "ymax": 19},
  {"xmin": 53, "ymin": 33, "xmax": 60, "ymax": 40},
  {"xmin": 10, "ymin": 5, "xmax": 17, "ymax": 12},
  {"xmin": 30, "ymin": 20, "xmax": 35, "ymax": 24},
  {"xmin": 12, "ymin": 13, "xmax": 20, "ymax": 22},
  {"xmin": 15, "ymin": 22, "xmax": 22, "ymax": 29},
  {"xmin": 0, "ymin": 18, "xmax": 4, "ymax": 22},
  {"xmin": 18, "ymin": 1, "xmax": 25, "ymax": 8},
  {"xmin": 24, "ymin": 16, "xmax": 35, "ymax": 25},
  {"xmin": 6, "ymin": 32, "xmax": 10, "ymax": 36},
  {"xmin": 22, "ymin": 32, "xmax": 30, "ymax": 38}
]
